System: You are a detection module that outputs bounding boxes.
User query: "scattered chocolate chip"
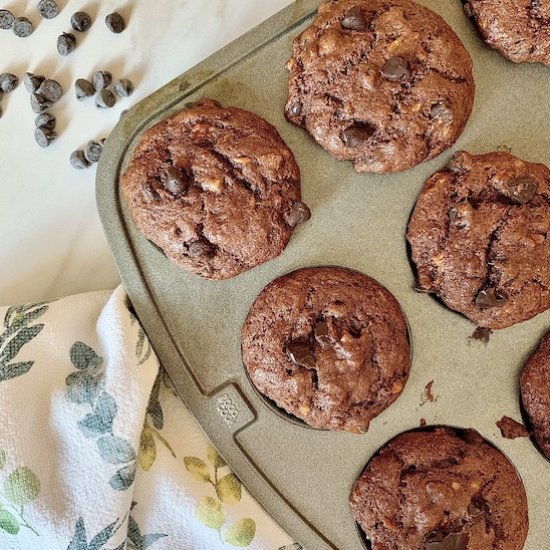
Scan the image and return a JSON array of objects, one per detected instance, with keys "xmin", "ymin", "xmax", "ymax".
[
  {"xmin": 469, "ymin": 326, "xmax": 492, "ymax": 343},
  {"xmin": 24, "ymin": 72, "xmax": 45, "ymax": 93},
  {"xmin": 30, "ymin": 92, "xmax": 52, "ymax": 114},
  {"xmin": 285, "ymin": 201, "xmax": 311, "ymax": 227},
  {"xmin": 105, "ymin": 12, "xmax": 125, "ymax": 33},
  {"xmin": 84, "ymin": 141, "xmax": 103, "ymax": 164},
  {"xmin": 463, "ymin": 2, "xmax": 473, "ymax": 17},
  {"xmin": 37, "ymin": 0, "xmax": 59, "ymax": 19},
  {"xmin": 37, "ymin": 79, "xmax": 63, "ymax": 103},
  {"xmin": 342, "ymin": 123, "xmax": 375, "ymax": 147},
  {"xmin": 475, "ymin": 288, "xmax": 508, "ymax": 309},
  {"xmin": 505, "ymin": 175, "xmax": 538, "ymax": 204},
  {"xmin": 71, "ymin": 11, "xmax": 92, "ymax": 32},
  {"xmin": 75, "ymin": 78, "xmax": 95, "ymax": 100},
  {"xmin": 314, "ymin": 321, "xmax": 330, "ymax": 345},
  {"xmin": 34, "ymin": 127, "xmax": 56, "ymax": 148},
  {"xmin": 419, "ymin": 418, "xmax": 427, "ymax": 427},
  {"xmin": 286, "ymin": 342, "xmax": 316, "ymax": 369},
  {"xmin": 425, "ymin": 532, "xmax": 469, "ymax": 550},
  {"xmin": 57, "ymin": 32, "xmax": 76, "ymax": 55},
  {"xmin": 460, "ymin": 429, "xmax": 484, "ymax": 446},
  {"xmin": 92, "ymin": 71, "xmax": 112, "ymax": 91},
  {"xmin": 70, "ymin": 150, "xmax": 90, "ymax": 170},
  {"xmin": 430, "ymin": 102, "xmax": 453, "ymax": 124},
  {"xmin": 0, "ymin": 73, "xmax": 19, "ymax": 93},
  {"xmin": 95, "ymin": 89, "xmax": 116, "ymax": 108},
  {"xmin": 187, "ymin": 238, "xmax": 216, "ymax": 257},
  {"xmin": 381, "ymin": 56, "xmax": 411, "ymax": 81},
  {"xmin": 13, "ymin": 17, "xmax": 33, "ymax": 37},
  {"xmin": 163, "ymin": 166, "xmax": 188, "ymax": 195},
  {"xmin": 289, "ymin": 102, "xmax": 302, "ymax": 116},
  {"xmin": 0, "ymin": 9, "xmax": 15, "ymax": 30},
  {"xmin": 114, "ymin": 78, "xmax": 134, "ymax": 97},
  {"xmin": 341, "ymin": 6, "xmax": 368, "ymax": 30},
  {"xmin": 497, "ymin": 416, "xmax": 529, "ymax": 439},
  {"xmin": 35, "ymin": 112, "xmax": 56, "ymax": 130}
]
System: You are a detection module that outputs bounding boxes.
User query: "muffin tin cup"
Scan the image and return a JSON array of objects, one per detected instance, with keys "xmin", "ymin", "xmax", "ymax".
[{"xmin": 97, "ymin": 1, "xmax": 550, "ymax": 548}]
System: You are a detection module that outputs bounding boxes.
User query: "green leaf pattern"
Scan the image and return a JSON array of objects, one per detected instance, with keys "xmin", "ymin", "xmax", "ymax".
[{"xmin": 65, "ymin": 342, "xmax": 137, "ymax": 492}]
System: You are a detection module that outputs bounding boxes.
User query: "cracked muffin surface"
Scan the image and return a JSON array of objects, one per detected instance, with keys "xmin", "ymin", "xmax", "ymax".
[
  {"xmin": 465, "ymin": 0, "xmax": 550, "ymax": 65},
  {"xmin": 350, "ymin": 427, "xmax": 529, "ymax": 550},
  {"xmin": 121, "ymin": 98, "xmax": 308, "ymax": 280},
  {"xmin": 284, "ymin": 0, "xmax": 475, "ymax": 173},
  {"xmin": 407, "ymin": 151, "xmax": 550, "ymax": 329},
  {"xmin": 241, "ymin": 266, "xmax": 410, "ymax": 432}
]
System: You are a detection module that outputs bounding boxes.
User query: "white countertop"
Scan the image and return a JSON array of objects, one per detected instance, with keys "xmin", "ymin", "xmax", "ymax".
[{"xmin": 0, "ymin": 0, "xmax": 293, "ymax": 306}]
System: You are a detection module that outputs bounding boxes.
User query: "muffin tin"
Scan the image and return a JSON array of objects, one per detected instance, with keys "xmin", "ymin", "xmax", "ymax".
[{"xmin": 96, "ymin": 0, "xmax": 550, "ymax": 548}]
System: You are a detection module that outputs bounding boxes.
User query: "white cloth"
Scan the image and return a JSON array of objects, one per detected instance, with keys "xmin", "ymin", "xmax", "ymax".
[{"xmin": 0, "ymin": 287, "xmax": 300, "ymax": 550}]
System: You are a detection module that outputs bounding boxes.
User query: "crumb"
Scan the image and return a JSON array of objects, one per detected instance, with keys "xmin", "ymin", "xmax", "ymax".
[
  {"xmin": 419, "ymin": 418, "xmax": 427, "ymax": 427},
  {"xmin": 469, "ymin": 327, "xmax": 492, "ymax": 344},
  {"xmin": 497, "ymin": 416, "xmax": 529, "ymax": 439},
  {"xmin": 420, "ymin": 380, "xmax": 437, "ymax": 406}
]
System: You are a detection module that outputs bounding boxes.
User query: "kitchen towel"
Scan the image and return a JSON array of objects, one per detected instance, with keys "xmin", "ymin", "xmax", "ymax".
[{"xmin": 0, "ymin": 287, "xmax": 300, "ymax": 550}]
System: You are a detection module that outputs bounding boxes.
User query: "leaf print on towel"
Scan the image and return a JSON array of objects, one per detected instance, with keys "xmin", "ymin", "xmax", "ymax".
[
  {"xmin": 65, "ymin": 342, "xmax": 137, "ymax": 492},
  {"xmin": 138, "ymin": 372, "xmax": 176, "ymax": 472},
  {"xmin": 185, "ymin": 445, "xmax": 256, "ymax": 547},
  {"xmin": 0, "ymin": 451, "xmax": 41, "ymax": 537},
  {"xmin": 0, "ymin": 301, "xmax": 50, "ymax": 382},
  {"xmin": 126, "ymin": 501, "xmax": 168, "ymax": 549}
]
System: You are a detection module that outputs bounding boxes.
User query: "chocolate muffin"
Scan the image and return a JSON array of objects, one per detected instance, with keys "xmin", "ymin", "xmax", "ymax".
[
  {"xmin": 121, "ymin": 99, "xmax": 310, "ymax": 280},
  {"xmin": 464, "ymin": 0, "xmax": 550, "ymax": 65},
  {"xmin": 407, "ymin": 151, "xmax": 550, "ymax": 329},
  {"xmin": 285, "ymin": 0, "xmax": 475, "ymax": 173},
  {"xmin": 241, "ymin": 266, "xmax": 410, "ymax": 432},
  {"xmin": 520, "ymin": 331, "xmax": 550, "ymax": 460},
  {"xmin": 350, "ymin": 427, "xmax": 529, "ymax": 550}
]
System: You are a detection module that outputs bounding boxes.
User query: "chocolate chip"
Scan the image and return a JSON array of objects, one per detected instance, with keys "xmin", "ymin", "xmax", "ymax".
[
  {"xmin": 381, "ymin": 56, "xmax": 411, "ymax": 81},
  {"xmin": 163, "ymin": 167, "xmax": 188, "ymax": 195},
  {"xmin": 30, "ymin": 93, "xmax": 52, "ymax": 114},
  {"xmin": 95, "ymin": 89, "xmax": 116, "ymax": 108},
  {"xmin": 37, "ymin": 79, "xmax": 63, "ymax": 103},
  {"xmin": 285, "ymin": 202, "xmax": 311, "ymax": 227},
  {"xmin": 34, "ymin": 127, "xmax": 56, "ymax": 148},
  {"xmin": 342, "ymin": 123, "xmax": 375, "ymax": 147},
  {"xmin": 57, "ymin": 32, "xmax": 76, "ymax": 55},
  {"xmin": 105, "ymin": 12, "xmax": 125, "ymax": 33},
  {"xmin": 13, "ymin": 17, "xmax": 33, "ymax": 37},
  {"xmin": 505, "ymin": 175, "xmax": 538, "ymax": 204},
  {"xmin": 75, "ymin": 79, "xmax": 95, "ymax": 100},
  {"xmin": 114, "ymin": 78, "xmax": 134, "ymax": 98},
  {"xmin": 92, "ymin": 71, "xmax": 112, "ymax": 91},
  {"xmin": 0, "ymin": 10, "xmax": 15, "ymax": 30},
  {"xmin": 188, "ymin": 238, "xmax": 216, "ymax": 257},
  {"xmin": 70, "ymin": 150, "xmax": 90, "ymax": 170},
  {"xmin": 0, "ymin": 73, "xmax": 18, "ymax": 93},
  {"xmin": 286, "ymin": 342, "xmax": 316, "ymax": 369},
  {"xmin": 37, "ymin": 0, "xmax": 59, "ymax": 20},
  {"xmin": 84, "ymin": 141, "xmax": 103, "ymax": 164},
  {"xmin": 460, "ymin": 429, "xmax": 484, "ymax": 445},
  {"xmin": 341, "ymin": 6, "xmax": 368, "ymax": 31},
  {"xmin": 430, "ymin": 102, "xmax": 453, "ymax": 124},
  {"xmin": 425, "ymin": 532, "xmax": 469, "ymax": 550},
  {"xmin": 314, "ymin": 322, "xmax": 330, "ymax": 345},
  {"xmin": 35, "ymin": 112, "xmax": 56, "ymax": 130},
  {"xmin": 289, "ymin": 102, "xmax": 302, "ymax": 117},
  {"xmin": 71, "ymin": 11, "xmax": 92, "ymax": 32},
  {"xmin": 24, "ymin": 72, "xmax": 45, "ymax": 93},
  {"xmin": 475, "ymin": 288, "xmax": 508, "ymax": 309}
]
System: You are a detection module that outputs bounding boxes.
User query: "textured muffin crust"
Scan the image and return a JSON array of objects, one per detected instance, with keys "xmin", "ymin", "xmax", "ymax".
[
  {"xmin": 285, "ymin": 0, "xmax": 475, "ymax": 173},
  {"xmin": 465, "ymin": 0, "xmax": 550, "ymax": 65},
  {"xmin": 407, "ymin": 151, "xmax": 550, "ymax": 329},
  {"xmin": 520, "ymin": 331, "xmax": 550, "ymax": 460},
  {"xmin": 121, "ymin": 99, "xmax": 307, "ymax": 280},
  {"xmin": 350, "ymin": 427, "xmax": 529, "ymax": 550},
  {"xmin": 241, "ymin": 267, "xmax": 410, "ymax": 432}
]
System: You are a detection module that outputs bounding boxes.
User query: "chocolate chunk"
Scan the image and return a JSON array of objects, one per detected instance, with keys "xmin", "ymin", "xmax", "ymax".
[
  {"xmin": 30, "ymin": 93, "xmax": 52, "ymax": 114},
  {"xmin": 57, "ymin": 32, "xmax": 76, "ymax": 55},
  {"xmin": 286, "ymin": 342, "xmax": 316, "ymax": 368},
  {"xmin": 105, "ymin": 12, "xmax": 125, "ymax": 33},
  {"xmin": 469, "ymin": 326, "xmax": 492, "ymax": 343},
  {"xmin": 75, "ymin": 78, "xmax": 95, "ymax": 100},
  {"xmin": 430, "ymin": 102, "xmax": 453, "ymax": 124},
  {"xmin": 475, "ymin": 288, "xmax": 508, "ymax": 309},
  {"xmin": 342, "ymin": 123, "xmax": 375, "ymax": 147},
  {"xmin": 188, "ymin": 238, "xmax": 216, "ymax": 257},
  {"xmin": 84, "ymin": 141, "xmax": 103, "ymax": 164},
  {"xmin": 504, "ymin": 175, "xmax": 538, "ymax": 204},
  {"xmin": 0, "ymin": 10, "xmax": 15, "ymax": 30},
  {"xmin": 285, "ymin": 201, "xmax": 311, "ymax": 227},
  {"xmin": 24, "ymin": 72, "xmax": 45, "ymax": 93},
  {"xmin": 425, "ymin": 532, "xmax": 469, "ymax": 550},
  {"xmin": 95, "ymin": 89, "xmax": 116, "ymax": 108},
  {"xmin": 341, "ymin": 6, "xmax": 368, "ymax": 31},
  {"xmin": 289, "ymin": 102, "xmax": 302, "ymax": 116},
  {"xmin": 13, "ymin": 17, "xmax": 33, "ymax": 37},
  {"xmin": 314, "ymin": 321, "xmax": 330, "ymax": 345},
  {"xmin": 70, "ymin": 150, "xmax": 90, "ymax": 170},
  {"xmin": 497, "ymin": 416, "xmax": 529, "ymax": 440},
  {"xmin": 92, "ymin": 71, "xmax": 112, "ymax": 91},
  {"xmin": 71, "ymin": 11, "xmax": 92, "ymax": 32},
  {"xmin": 460, "ymin": 429, "xmax": 484, "ymax": 446},
  {"xmin": 37, "ymin": 79, "xmax": 63, "ymax": 103},
  {"xmin": 163, "ymin": 167, "xmax": 188, "ymax": 195},
  {"xmin": 0, "ymin": 73, "xmax": 18, "ymax": 93},
  {"xmin": 34, "ymin": 127, "xmax": 56, "ymax": 148},
  {"xmin": 381, "ymin": 56, "xmax": 411, "ymax": 81},
  {"xmin": 35, "ymin": 112, "xmax": 56, "ymax": 130},
  {"xmin": 37, "ymin": 0, "xmax": 59, "ymax": 20},
  {"xmin": 114, "ymin": 78, "xmax": 134, "ymax": 97}
]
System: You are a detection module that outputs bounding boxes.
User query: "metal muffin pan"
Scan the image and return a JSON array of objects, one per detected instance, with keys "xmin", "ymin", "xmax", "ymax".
[{"xmin": 96, "ymin": 0, "xmax": 550, "ymax": 548}]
